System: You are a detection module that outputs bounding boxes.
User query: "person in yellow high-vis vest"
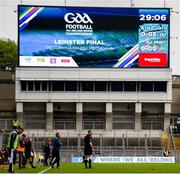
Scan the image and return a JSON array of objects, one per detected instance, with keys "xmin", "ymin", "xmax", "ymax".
[
  {"xmin": 7, "ymin": 126, "xmax": 24, "ymax": 173},
  {"xmin": 12, "ymin": 120, "xmax": 20, "ymax": 129}
]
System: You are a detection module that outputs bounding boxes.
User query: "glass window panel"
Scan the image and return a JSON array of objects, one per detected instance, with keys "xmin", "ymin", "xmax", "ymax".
[
  {"xmin": 65, "ymin": 81, "xmax": 78, "ymax": 91},
  {"xmin": 154, "ymin": 82, "xmax": 167, "ymax": 92},
  {"xmin": 35, "ymin": 81, "xmax": 40, "ymax": 91},
  {"xmin": 42, "ymin": 81, "xmax": 47, "ymax": 91},
  {"xmin": 95, "ymin": 81, "xmax": 107, "ymax": 91},
  {"xmin": 141, "ymin": 82, "xmax": 153, "ymax": 91},
  {"xmin": 82, "ymin": 81, "xmax": 94, "ymax": 91},
  {"xmin": 111, "ymin": 82, "xmax": 123, "ymax": 91},
  {"xmin": 124, "ymin": 81, "xmax": 136, "ymax": 91},
  {"xmin": 21, "ymin": 81, "xmax": 26, "ymax": 91},
  {"xmin": 27, "ymin": 81, "xmax": 34, "ymax": 91},
  {"xmin": 52, "ymin": 81, "xmax": 64, "ymax": 91}
]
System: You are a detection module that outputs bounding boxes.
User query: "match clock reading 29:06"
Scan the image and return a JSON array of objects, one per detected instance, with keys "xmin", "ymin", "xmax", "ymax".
[{"xmin": 140, "ymin": 14, "xmax": 167, "ymax": 21}]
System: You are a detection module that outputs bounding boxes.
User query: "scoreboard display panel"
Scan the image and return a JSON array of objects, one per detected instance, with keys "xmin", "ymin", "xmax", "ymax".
[{"xmin": 18, "ymin": 6, "xmax": 170, "ymax": 68}]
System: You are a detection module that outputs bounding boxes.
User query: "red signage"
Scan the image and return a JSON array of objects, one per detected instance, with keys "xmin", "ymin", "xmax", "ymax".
[{"xmin": 139, "ymin": 53, "xmax": 167, "ymax": 67}]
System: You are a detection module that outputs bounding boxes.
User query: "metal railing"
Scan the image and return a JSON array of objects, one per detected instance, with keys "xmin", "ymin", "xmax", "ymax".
[
  {"xmin": 53, "ymin": 120, "xmax": 76, "ymax": 129},
  {"xmin": 113, "ymin": 122, "xmax": 134, "ymax": 129},
  {"xmin": 24, "ymin": 119, "xmax": 46, "ymax": 129},
  {"xmin": 0, "ymin": 119, "xmax": 13, "ymax": 130},
  {"xmin": 26, "ymin": 131, "xmax": 162, "ymax": 150},
  {"xmin": 83, "ymin": 120, "xmax": 105, "ymax": 130},
  {"xmin": 142, "ymin": 120, "xmax": 164, "ymax": 130},
  {"xmin": 31, "ymin": 146, "xmax": 167, "ymax": 163}
]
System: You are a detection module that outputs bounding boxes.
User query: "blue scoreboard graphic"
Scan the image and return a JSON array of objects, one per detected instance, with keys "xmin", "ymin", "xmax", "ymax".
[{"xmin": 18, "ymin": 6, "xmax": 170, "ymax": 68}]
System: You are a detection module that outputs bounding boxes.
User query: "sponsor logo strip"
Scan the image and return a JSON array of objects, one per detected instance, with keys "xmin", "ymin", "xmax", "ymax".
[{"xmin": 139, "ymin": 53, "xmax": 167, "ymax": 67}]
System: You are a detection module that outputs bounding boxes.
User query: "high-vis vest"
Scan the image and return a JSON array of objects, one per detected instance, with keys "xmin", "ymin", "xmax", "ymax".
[
  {"xmin": 7, "ymin": 131, "xmax": 19, "ymax": 149},
  {"xmin": 17, "ymin": 144, "xmax": 25, "ymax": 153},
  {"xmin": 38, "ymin": 153, "xmax": 44, "ymax": 160},
  {"xmin": 30, "ymin": 151, "xmax": 34, "ymax": 157},
  {"xmin": 13, "ymin": 120, "xmax": 19, "ymax": 127}
]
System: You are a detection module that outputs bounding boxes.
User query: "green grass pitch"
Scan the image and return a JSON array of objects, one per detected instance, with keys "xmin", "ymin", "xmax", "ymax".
[{"xmin": 0, "ymin": 163, "xmax": 180, "ymax": 173}]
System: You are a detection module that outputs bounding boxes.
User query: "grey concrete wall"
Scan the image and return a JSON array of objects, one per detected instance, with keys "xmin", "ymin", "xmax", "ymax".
[
  {"xmin": 15, "ymin": 68, "xmax": 172, "ymax": 103},
  {"xmin": 113, "ymin": 103, "xmax": 135, "ymax": 112},
  {"xmin": 142, "ymin": 103, "xmax": 164, "ymax": 114},
  {"xmin": 54, "ymin": 102, "xmax": 76, "ymax": 112},
  {"xmin": 0, "ymin": 71, "xmax": 15, "ymax": 112},
  {"xmin": 76, "ymin": 113, "xmax": 82, "ymax": 130},
  {"xmin": 83, "ymin": 103, "xmax": 105, "ymax": 112},
  {"xmin": 135, "ymin": 103, "xmax": 142, "ymax": 131},
  {"xmin": 46, "ymin": 113, "xmax": 53, "ymax": 130},
  {"xmin": 164, "ymin": 113, "xmax": 171, "ymax": 132},
  {"xmin": 172, "ymin": 77, "xmax": 180, "ymax": 115},
  {"xmin": 76, "ymin": 103, "xmax": 82, "ymax": 130}
]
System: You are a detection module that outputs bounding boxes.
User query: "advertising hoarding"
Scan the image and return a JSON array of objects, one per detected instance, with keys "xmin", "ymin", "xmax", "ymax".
[{"xmin": 71, "ymin": 156, "xmax": 175, "ymax": 163}]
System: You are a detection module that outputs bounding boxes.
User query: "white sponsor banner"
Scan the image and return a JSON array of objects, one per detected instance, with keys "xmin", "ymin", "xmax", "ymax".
[
  {"xmin": 20, "ymin": 56, "xmax": 78, "ymax": 67},
  {"xmin": 71, "ymin": 156, "xmax": 175, "ymax": 163}
]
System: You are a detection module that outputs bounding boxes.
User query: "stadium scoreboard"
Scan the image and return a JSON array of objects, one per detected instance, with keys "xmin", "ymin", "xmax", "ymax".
[{"xmin": 18, "ymin": 6, "xmax": 170, "ymax": 68}]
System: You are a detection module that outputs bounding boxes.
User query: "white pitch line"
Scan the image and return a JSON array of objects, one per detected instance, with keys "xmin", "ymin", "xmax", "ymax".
[
  {"xmin": 39, "ymin": 173, "xmax": 180, "ymax": 174},
  {"xmin": 38, "ymin": 167, "xmax": 51, "ymax": 174}
]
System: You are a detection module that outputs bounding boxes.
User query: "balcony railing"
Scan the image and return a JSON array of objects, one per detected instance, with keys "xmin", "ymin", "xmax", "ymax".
[
  {"xmin": 0, "ymin": 119, "xmax": 13, "ymax": 130},
  {"xmin": 83, "ymin": 120, "xmax": 105, "ymax": 130},
  {"xmin": 53, "ymin": 120, "xmax": 76, "ymax": 129},
  {"xmin": 142, "ymin": 120, "xmax": 164, "ymax": 130}
]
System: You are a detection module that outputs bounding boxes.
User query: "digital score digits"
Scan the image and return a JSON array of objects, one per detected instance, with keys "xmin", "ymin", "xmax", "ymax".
[{"xmin": 139, "ymin": 14, "xmax": 167, "ymax": 21}]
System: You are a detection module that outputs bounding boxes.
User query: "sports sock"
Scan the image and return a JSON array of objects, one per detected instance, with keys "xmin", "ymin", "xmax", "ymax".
[
  {"xmin": 84, "ymin": 160, "xmax": 88, "ymax": 168},
  {"xmin": 89, "ymin": 159, "xmax": 92, "ymax": 168}
]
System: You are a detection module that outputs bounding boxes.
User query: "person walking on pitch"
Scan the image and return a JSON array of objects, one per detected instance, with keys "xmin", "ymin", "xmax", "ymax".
[
  {"xmin": 7, "ymin": 126, "xmax": 24, "ymax": 173},
  {"xmin": 84, "ymin": 129, "xmax": 94, "ymax": 168},
  {"xmin": 51, "ymin": 132, "xmax": 62, "ymax": 168}
]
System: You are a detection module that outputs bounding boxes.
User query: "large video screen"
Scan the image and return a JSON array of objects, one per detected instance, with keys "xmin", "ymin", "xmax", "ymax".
[{"xmin": 18, "ymin": 6, "xmax": 170, "ymax": 68}]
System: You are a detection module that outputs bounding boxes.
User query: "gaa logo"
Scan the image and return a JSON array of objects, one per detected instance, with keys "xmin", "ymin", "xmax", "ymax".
[{"xmin": 64, "ymin": 13, "xmax": 93, "ymax": 24}]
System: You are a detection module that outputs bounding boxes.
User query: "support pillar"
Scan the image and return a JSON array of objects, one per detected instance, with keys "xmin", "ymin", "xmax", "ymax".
[
  {"xmin": 0, "ymin": 134, "xmax": 2, "ymax": 149},
  {"xmin": 135, "ymin": 102, "xmax": 142, "ymax": 131},
  {"xmin": 106, "ymin": 103, "xmax": 112, "ymax": 130},
  {"xmin": 46, "ymin": 102, "xmax": 53, "ymax": 130},
  {"xmin": 76, "ymin": 103, "xmax": 82, "ymax": 130},
  {"xmin": 164, "ymin": 103, "xmax": 171, "ymax": 132},
  {"xmin": 16, "ymin": 102, "xmax": 23, "ymax": 126}
]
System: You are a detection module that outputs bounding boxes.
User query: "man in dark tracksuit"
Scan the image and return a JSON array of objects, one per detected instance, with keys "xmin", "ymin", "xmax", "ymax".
[
  {"xmin": 51, "ymin": 132, "xmax": 62, "ymax": 168},
  {"xmin": 84, "ymin": 129, "xmax": 94, "ymax": 168},
  {"xmin": 7, "ymin": 126, "xmax": 24, "ymax": 173},
  {"xmin": 43, "ymin": 139, "xmax": 51, "ymax": 166},
  {"xmin": 23, "ymin": 138, "xmax": 35, "ymax": 168}
]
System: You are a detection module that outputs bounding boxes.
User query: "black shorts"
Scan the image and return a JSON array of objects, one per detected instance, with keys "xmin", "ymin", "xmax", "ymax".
[
  {"xmin": 84, "ymin": 148, "xmax": 92, "ymax": 156},
  {"xmin": 25, "ymin": 152, "xmax": 30, "ymax": 159}
]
